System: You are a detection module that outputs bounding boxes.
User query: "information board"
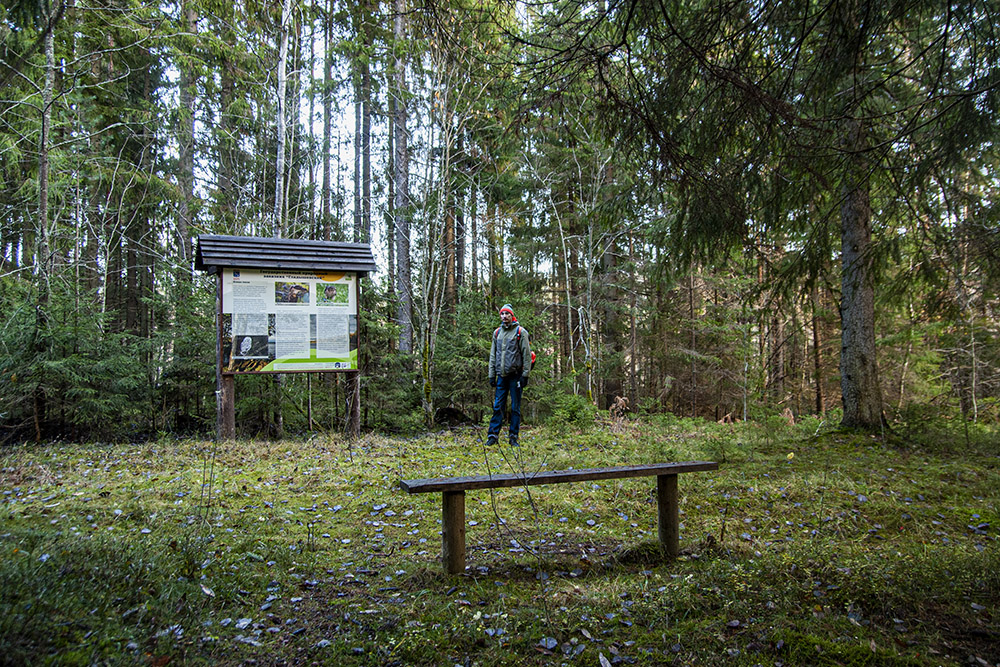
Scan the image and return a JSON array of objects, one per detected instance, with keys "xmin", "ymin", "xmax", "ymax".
[{"xmin": 220, "ymin": 268, "xmax": 358, "ymax": 373}]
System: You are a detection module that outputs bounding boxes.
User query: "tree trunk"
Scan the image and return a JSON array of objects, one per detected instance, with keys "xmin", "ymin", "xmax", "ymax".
[
  {"xmin": 455, "ymin": 132, "xmax": 466, "ymax": 290},
  {"xmin": 38, "ymin": 9, "xmax": 54, "ymax": 289},
  {"xmin": 601, "ymin": 247, "xmax": 623, "ymax": 409},
  {"xmin": 353, "ymin": 90, "xmax": 362, "ymax": 241},
  {"xmin": 321, "ymin": 0, "xmax": 333, "ymax": 241},
  {"xmin": 176, "ymin": 0, "xmax": 197, "ymax": 271},
  {"xmin": 273, "ymin": 0, "xmax": 294, "ymax": 237},
  {"xmin": 628, "ymin": 233, "xmax": 638, "ymax": 407},
  {"xmin": 361, "ymin": 11, "xmax": 372, "ymax": 245},
  {"xmin": 387, "ymin": 96, "xmax": 396, "ymax": 296},
  {"xmin": 487, "ymin": 199, "xmax": 499, "ymax": 299},
  {"xmin": 444, "ymin": 204, "xmax": 456, "ymax": 309},
  {"xmin": 469, "ymin": 179, "xmax": 478, "ymax": 289},
  {"xmin": 217, "ymin": 44, "xmax": 235, "ymax": 231},
  {"xmin": 393, "ymin": 0, "xmax": 412, "ymax": 352},
  {"xmin": 839, "ymin": 116, "xmax": 883, "ymax": 429},
  {"xmin": 33, "ymin": 5, "xmax": 56, "ymax": 440},
  {"xmin": 689, "ymin": 272, "xmax": 696, "ymax": 418},
  {"xmin": 812, "ymin": 285, "xmax": 824, "ymax": 415}
]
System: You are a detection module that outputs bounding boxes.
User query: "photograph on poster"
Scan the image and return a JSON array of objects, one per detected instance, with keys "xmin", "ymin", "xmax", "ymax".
[
  {"xmin": 275, "ymin": 282, "xmax": 310, "ymax": 304},
  {"xmin": 317, "ymin": 282, "xmax": 349, "ymax": 305}
]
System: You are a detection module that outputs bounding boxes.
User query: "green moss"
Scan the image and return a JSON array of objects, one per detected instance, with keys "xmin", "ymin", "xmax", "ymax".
[{"xmin": 0, "ymin": 421, "xmax": 997, "ymax": 664}]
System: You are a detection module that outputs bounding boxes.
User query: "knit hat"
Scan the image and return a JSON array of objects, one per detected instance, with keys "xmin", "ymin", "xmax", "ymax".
[{"xmin": 499, "ymin": 304, "xmax": 517, "ymax": 321}]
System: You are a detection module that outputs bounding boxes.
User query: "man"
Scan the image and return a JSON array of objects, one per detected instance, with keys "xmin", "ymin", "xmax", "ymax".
[{"xmin": 487, "ymin": 304, "xmax": 532, "ymax": 446}]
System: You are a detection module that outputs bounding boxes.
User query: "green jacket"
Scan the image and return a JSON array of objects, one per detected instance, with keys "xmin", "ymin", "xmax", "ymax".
[{"xmin": 489, "ymin": 322, "xmax": 531, "ymax": 381}]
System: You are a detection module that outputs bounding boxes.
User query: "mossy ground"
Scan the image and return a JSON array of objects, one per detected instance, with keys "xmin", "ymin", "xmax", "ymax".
[{"xmin": 1, "ymin": 417, "xmax": 997, "ymax": 665}]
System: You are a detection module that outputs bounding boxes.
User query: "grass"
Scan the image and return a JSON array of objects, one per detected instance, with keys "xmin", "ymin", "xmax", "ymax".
[{"xmin": 0, "ymin": 417, "xmax": 998, "ymax": 665}]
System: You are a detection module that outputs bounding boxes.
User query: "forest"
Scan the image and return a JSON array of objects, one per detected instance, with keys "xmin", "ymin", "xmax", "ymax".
[{"xmin": 2, "ymin": 0, "xmax": 999, "ymax": 442}]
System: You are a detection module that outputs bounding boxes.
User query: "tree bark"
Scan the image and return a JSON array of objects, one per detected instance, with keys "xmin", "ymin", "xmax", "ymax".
[
  {"xmin": 33, "ymin": 2, "xmax": 56, "ymax": 439},
  {"xmin": 838, "ymin": 116, "xmax": 883, "ymax": 429},
  {"xmin": 321, "ymin": 0, "xmax": 333, "ymax": 241},
  {"xmin": 273, "ymin": 0, "xmax": 294, "ymax": 237},
  {"xmin": 393, "ymin": 0, "xmax": 412, "ymax": 353},
  {"xmin": 353, "ymin": 89, "xmax": 362, "ymax": 241},
  {"xmin": 361, "ymin": 8, "xmax": 372, "ymax": 245},
  {"xmin": 176, "ymin": 0, "xmax": 197, "ymax": 272},
  {"xmin": 217, "ymin": 35, "xmax": 235, "ymax": 231},
  {"xmin": 444, "ymin": 203, "xmax": 456, "ymax": 309},
  {"xmin": 455, "ymin": 132, "xmax": 466, "ymax": 290},
  {"xmin": 812, "ymin": 285, "xmax": 824, "ymax": 415}
]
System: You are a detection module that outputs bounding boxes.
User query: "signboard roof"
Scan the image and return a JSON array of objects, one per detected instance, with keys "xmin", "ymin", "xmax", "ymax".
[{"xmin": 195, "ymin": 235, "xmax": 377, "ymax": 276}]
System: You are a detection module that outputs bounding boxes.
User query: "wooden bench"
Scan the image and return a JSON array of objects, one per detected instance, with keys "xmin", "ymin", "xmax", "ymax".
[{"xmin": 399, "ymin": 461, "xmax": 719, "ymax": 574}]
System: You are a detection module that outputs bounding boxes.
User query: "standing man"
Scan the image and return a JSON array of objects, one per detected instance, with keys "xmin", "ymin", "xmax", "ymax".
[{"xmin": 487, "ymin": 304, "xmax": 532, "ymax": 447}]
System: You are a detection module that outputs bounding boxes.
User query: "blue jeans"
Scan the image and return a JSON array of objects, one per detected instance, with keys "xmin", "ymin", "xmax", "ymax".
[{"xmin": 488, "ymin": 375, "xmax": 524, "ymax": 441}]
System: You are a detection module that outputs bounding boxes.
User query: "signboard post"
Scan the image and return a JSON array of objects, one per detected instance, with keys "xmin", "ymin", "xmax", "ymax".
[
  {"xmin": 196, "ymin": 236, "xmax": 376, "ymax": 441},
  {"xmin": 216, "ymin": 275, "xmax": 236, "ymax": 439}
]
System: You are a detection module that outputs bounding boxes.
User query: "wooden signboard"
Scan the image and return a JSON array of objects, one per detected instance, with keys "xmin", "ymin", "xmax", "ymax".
[{"xmin": 195, "ymin": 235, "xmax": 376, "ymax": 440}]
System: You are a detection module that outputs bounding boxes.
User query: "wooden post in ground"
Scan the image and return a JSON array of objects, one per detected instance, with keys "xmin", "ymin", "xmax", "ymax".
[
  {"xmin": 345, "ymin": 371, "xmax": 360, "ymax": 438},
  {"xmin": 219, "ymin": 375, "xmax": 235, "ymax": 440},
  {"xmin": 345, "ymin": 273, "xmax": 362, "ymax": 439},
  {"xmin": 657, "ymin": 474, "xmax": 679, "ymax": 557},
  {"xmin": 442, "ymin": 490, "xmax": 466, "ymax": 574},
  {"xmin": 216, "ymin": 274, "xmax": 235, "ymax": 441}
]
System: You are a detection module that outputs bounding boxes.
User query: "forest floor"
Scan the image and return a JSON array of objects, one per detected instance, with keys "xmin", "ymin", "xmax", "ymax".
[{"xmin": 0, "ymin": 415, "xmax": 998, "ymax": 666}]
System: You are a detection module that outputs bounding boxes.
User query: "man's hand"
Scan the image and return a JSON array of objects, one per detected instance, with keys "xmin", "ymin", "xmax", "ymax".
[
  {"xmin": 489, "ymin": 377, "xmax": 496, "ymax": 387},
  {"xmin": 521, "ymin": 375, "xmax": 529, "ymax": 387}
]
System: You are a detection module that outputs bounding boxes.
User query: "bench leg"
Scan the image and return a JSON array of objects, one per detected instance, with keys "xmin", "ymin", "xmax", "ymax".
[
  {"xmin": 657, "ymin": 474, "xmax": 679, "ymax": 557},
  {"xmin": 442, "ymin": 490, "xmax": 466, "ymax": 574}
]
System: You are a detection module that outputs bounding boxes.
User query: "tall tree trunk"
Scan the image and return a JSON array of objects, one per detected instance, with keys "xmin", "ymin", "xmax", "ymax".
[
  {"xmin": 769, "ymin": 312, "xmax": 784, "ymax": 404},
  {"xmin": 306, "ymin": 17, "xmax": 316, "ymax": 238},
  {"xmin": 812, "ymin": 285, "xmax": 824, "ymax": 415},
  {"xmin": 688, "ymin": 272, "xmax": 696, "ymax": 417},
  {"xmin": 628, "ymin": 233, "xmax": 637, "ymax": 406},
  {"xmin": 469, "ymin": 179, "xmax": 478, "ymax": 289},
  {"xmin": 487, "ymin": 199, "xmax": 499, "ymax": 299},
  {"xmin": 455, "ymin": 132, "xmax": 466, "ymax": 291},
  {"xmin": 286, "ymin": 17, "xmax": 303, "ymax": 236},
  {"xmin": 831, "ymin": 0, "xmax": 884, "ymax": 430},
  {"xmin": 176, "ymin": 0, "xmax": 197, "ymax": 272},
  {"xmin": 321, "ymin": 0, "xmax": 333, "ymax": 241},
  {"xmin": 33, "ymin": 3, "xmax": 56, "ymax": 440},
  {"xmin": 273, "ymin": 0, "xmax": 294, "ymax": 237},
  {"xmin": 601, "ymin": 247, "xmax": 622, "ymax": 409},
  {"xmin": 392, "ymin": 0, "xmax": 412, "ymax": 352},
  {"xmin": 839, "ymin": 116, "xmax": 883, "ymax": 428},
  {"xmin": 444, "ymin": 203, "xmax": 456, "ymax": 309},
  {"xmin": 353, "ymin": 90, "xmax": 362, "ymax": 241},
  {"xmin": 37, "ymin": 6, "xmax": 54, "ymax": 290},
  {"xmin": 386, "ymin": 97, "xmax": 396, "ymax": 296},
  {"xmin": 217, "ymin": 47, "xmax": 235, "ymax": 231},
  {"xmin": 272, "ymin": 0, "xmax": 295, "ymax": 440},
  {"xmin": 361, "ymin": 10, "xmax": 372, "ymax": 245}
]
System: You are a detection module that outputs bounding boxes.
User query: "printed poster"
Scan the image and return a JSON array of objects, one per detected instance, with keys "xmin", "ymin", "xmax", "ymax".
[{"xmin": 220, "ymin": 269, "xmax": 358, "ymax": 373}]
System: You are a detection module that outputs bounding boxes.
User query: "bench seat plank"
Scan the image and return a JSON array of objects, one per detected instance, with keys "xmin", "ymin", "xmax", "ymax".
[
  {"xmin": 400, "ymin": 461, "xmax": 718, "ymax": 494},
  {"xmin": 401, "ymin": 461, "xmax": 719, "ymax": 573}
]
